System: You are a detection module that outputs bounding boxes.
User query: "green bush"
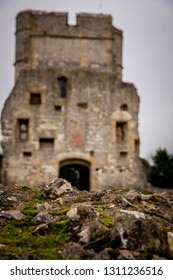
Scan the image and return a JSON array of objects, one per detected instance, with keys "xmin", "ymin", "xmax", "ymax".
[{"xmin": 149, "ymin": 148, "xmax": 173, "ymax": 188}]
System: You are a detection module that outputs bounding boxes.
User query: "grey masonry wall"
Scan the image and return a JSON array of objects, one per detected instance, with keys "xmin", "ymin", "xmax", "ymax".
[{"xmin": 1, "ymin": 10, "xmax": 146, "ymax": 190}]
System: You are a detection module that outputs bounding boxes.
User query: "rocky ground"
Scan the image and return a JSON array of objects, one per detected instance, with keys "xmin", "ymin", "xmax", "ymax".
[{"xmin": 0, "ymin": 179, "xmax": 173, "ymax": 260}]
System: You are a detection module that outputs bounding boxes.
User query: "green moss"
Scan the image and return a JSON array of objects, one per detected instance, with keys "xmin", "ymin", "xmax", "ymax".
[
  {"xmin": 73, "ymin": 197, "xmax": 87, "ymax": 203},
  {"xmin": 0, "ymin": 218, "xmax": 71, "ymax": 259},
  {"xmin": 136, "ymin": 226, "xmax": 171, "ymax": 259},
  {"xmin": 51, "ymin": 207, "xmax": 70, "ymax": 216},
  {"xmin": 32, "ymin": 190, "xmax": 45, "ymax": 202},
  {"xmin": 22, "ymin": 206, "xmax": 39, "ymax": 217},
  {"xmin": 140, "ymin": 190, "xmax": 152, "ymax": 195},
  {"xmin": 101, "ymin": 216, "xmax": 113, "ymax": 227},
  {"xmin": 91, "ymin": 201, "xmax": 102, "ymax": 205},
  {"xmin": 19, "ymin": 186, "xmax": 33, "ymax": 192},
  {"xmin": 96, "ymin": 208, "xmax": 104, "ymax": 214},
  {"xmin": 0, "ymin": 245, "xmax": 64, "ymax": 260},
  {"xmin": 34, "ymin": 248, "xmax": 63, "ymax": 260},
  {"xmin": 97, "ymin": 208, "xmax": 114, "ymax": 227}
]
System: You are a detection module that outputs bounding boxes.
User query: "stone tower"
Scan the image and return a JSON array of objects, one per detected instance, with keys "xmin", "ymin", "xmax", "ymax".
[{"xmin": 1, "ymin": 10, "xmax": 145, "ymax": 190}]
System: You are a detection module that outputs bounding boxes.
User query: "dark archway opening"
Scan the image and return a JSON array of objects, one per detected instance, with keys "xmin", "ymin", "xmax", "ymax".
[{"xmin": 59, "ymin": 163, "xmax": 90, "ymax": 191}]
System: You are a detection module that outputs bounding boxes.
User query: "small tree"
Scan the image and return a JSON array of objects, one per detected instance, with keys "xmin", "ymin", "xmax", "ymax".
[{"xmin": 149, "ymin": 148, "xmax": 173, "ymax": 188}]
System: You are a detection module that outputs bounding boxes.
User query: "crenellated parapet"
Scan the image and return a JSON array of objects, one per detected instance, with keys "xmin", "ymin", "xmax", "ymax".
[{"xmin": 15, "ymin": 11, "xmax": 123, "ymax": 80}]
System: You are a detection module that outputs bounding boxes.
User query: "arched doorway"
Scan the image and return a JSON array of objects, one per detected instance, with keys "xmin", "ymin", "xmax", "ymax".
[{"xmin": 59, "ymin": 159, "xmax": 90, "ymax": 191}]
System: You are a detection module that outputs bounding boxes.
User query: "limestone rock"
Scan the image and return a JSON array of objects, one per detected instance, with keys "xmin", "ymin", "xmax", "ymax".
[
  {"xmin": 67, "ymin": 203, "xmax": 96, "ymax": 221},
  {"xmin": 124, "ymin": 189, "xmax": 141, "ymax": 203},
  {"xmin": 36, "ymin": 202, "xmax": 52, "ymax": 211},
  {"xmin": 61, "ymin": 242, "xmax": 95, "ymax": 260},
  {"xmin": 78, "ymin": 220, "xmax": 109, "ymax": 244},
  {"xmin": 114, "ymin": 210, "xmax": 161, "ymax": 251},
  {"xmin": 117, "ymin": 249, "xmax": 135, "ymax": 260},
  {"xmin": 32, "ymin": 223, "xmax": 49, "ymax": 235},
  {"xmin": 61, "ymin": 242, "xmax": 113, "ymax": 260},
  {"xmin": 121, "ymin": 197, "xmax": 132, "ymax": 207},
  {"xmin": 31, "ymin": 211, "xmax": 53, "ymax": 224},
  {"xmin": 7, "ymin": 196, "xmax": 18, "ymax": 202},
  {"xmin": 42, "ymin": 179, "xmax": 78, "ymax": 199},
  {"xmin": 0, "ymin": 210, "xmax": 24, "ymax": 220},
  {"xmin": 167, "ymin": 232, "xmax": 173, "ymax": 253}
]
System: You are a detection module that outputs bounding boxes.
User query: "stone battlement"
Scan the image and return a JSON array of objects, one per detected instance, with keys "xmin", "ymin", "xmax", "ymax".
[{"xmin": 16, "ymin": 10, "xmax": 120, "ymax": 38}]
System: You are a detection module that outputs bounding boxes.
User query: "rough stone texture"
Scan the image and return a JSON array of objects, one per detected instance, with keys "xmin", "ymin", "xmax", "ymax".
[
  {"xmin": 42, "ymin": 179, "xmax": 78, "ymax": 199},
  {"xmin": 114, "ymin": 210, "xmax": 161, "ymax": 251},
  {"xmin": 0, "ymin": 154, "xmax": 2, "ymax": 183},
  {"xmin": 31, "ymin": 211, "xmax": 54, "ymax": 224},
  {"xmin": 167, "ymin": 232, "xmax": 173, "ymax": 253},
  {"xmin": 67, "ymin": 203, "xmax": 96, "ymax": 221},
  {"xmin": 0, "ymin": 210, "xmax": 24, "ymax": 220},
  {"xmin": 1, "ymin": 10, "xmax": 146, "ymax": 190},
  {"xmin": 0, "ymin": 180, "xmax": 173, "ymax": 259},
  {"xmin": 78, "ymin": 220, "xmax": 110, "ymax": 244}
]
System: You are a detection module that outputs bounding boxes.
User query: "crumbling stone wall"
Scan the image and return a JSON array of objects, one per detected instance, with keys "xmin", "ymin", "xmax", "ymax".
[
  {"xmin": 1, "ymin": 10, "xmax": 146, "ymax": 189},
  {"xmin": 0, "ymin": 154, "xmax": 2, "ymax": 183}
]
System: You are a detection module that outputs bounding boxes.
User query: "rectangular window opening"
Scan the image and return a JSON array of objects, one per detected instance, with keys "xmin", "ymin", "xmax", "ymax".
[
  {"xmin": 23, "ymin": 151, "xmax": 32, "ymax": 157},
  {"xmin": 30, "ymin": 93, "xmax": 41, "ymax": 105},
  {"xmin": 120, "ymin": 151, "xmax": 128, "ymax": 157},
  {"xmin": 116, "ymin": 122, "xmax": 127, "ymax": 142},
  {"xmin": 55, "ymin": 105, "xmax": 62, "ymax": 111},
  {"xmin": 18, "ymin": 119, "xmax": 29, "ymax": 141},
  {"xmin": 58, "ymin": 77, "xmax": 67, "ymax": 98},
  {"xmin": 39, "ymin": 138, "xmax": 54, "ymax": 149},
  {"xmin": 120, "ymin": 104, "xmax": 128, "ymax": 111},
  {"xmin": 77, "ymin": 102, "xmax": 88, "ymax": 109}
]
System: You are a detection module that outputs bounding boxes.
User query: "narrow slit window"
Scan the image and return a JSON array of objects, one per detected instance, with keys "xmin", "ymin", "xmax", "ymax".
[
  {"xmin": 135, "ymin": 139, "xmax": 140, "ymax": 153},
  {"xmin": 58, "ymin": 76, "xmax": 67, "ymax": 98},
  {"xmin": 30, "ymin": 93, "xmax": 41, "ymax": 105},
  {"xmin": 39, "ymin": 138, "xmax": 54, "ymax": 149},
  {"xmin": 116, "ymin": 122, "xmax": 127, "ymax": 142},
  {"xmin": 18, "ymin": 119, "xmax": 29, "ymax": 141}
]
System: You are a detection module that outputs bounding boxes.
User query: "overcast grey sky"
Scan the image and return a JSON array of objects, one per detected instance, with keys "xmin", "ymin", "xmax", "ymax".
[{"xmin": 0, "ymin": 0, "xmax": 173, "ymax": 159}]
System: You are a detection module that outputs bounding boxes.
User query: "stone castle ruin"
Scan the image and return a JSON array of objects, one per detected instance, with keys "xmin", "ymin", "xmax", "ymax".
[{"xmin": 1, "ymin": 10, "xmax": 145, "ymax": 190}]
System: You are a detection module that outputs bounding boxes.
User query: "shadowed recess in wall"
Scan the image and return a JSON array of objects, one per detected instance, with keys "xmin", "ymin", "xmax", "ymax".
[{"xmin": 59, "ymin": 163, "xmax": 90, "ymax": 191}]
